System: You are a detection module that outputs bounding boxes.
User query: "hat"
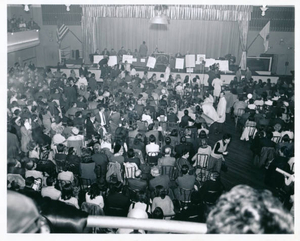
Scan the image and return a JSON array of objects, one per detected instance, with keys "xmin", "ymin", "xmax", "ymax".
[
  {"xmin": 151, "ymin": 166, "xmax": 160, "ymax": 177},
  {"xmin": 247, "ymin": 93, "xmax": 253, "ymax": 99},
  {"xmin": 72, "ymin": 127, "xmax": 79, "ymax": 135}
]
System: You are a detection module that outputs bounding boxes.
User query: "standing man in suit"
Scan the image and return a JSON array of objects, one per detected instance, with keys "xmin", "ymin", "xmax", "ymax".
[
  {"xmin": 139, "ymin": 41, "xmax": 148, "ymax": 58},
  {"xmin": 79, "ymin": 64, "xmax": 88, "ymax": 78}
]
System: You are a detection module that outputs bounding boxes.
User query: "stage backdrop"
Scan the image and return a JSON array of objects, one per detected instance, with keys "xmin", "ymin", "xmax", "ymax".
[{"xmin": 82, "ymin": 5, "xmax": 253, "ymax": 65}]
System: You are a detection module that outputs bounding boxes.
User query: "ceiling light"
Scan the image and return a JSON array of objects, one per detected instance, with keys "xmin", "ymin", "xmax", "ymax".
[{"xmin": 24, "ymin": 5, "xmax": 30, "ymax": 12}]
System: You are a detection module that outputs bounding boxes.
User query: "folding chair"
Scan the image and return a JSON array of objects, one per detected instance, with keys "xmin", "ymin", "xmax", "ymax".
[
  {"xmin": 79, "ymin": 178, "xmax": 92, "ymax": 192},
  {"xmin": 161, "ymin": 165, "xmax": 176, "ymax": 181},
  {"xmin": 147, "ymin": 152, "xmax": 160, "ymax": 166},
  {"xmin": 272, "ymin": 136, "xmax": 281, "ymax": 143},
  {"xmin": 235, "ymin": 108, "xmax": 245, "ymax": 128},
  {"xmin": 178, "ymin": 187, "xmax": 193, "ymax": 208},
  {"xmin": 194, "ymin": 154, "xmax": 210, "ymax": 186}
]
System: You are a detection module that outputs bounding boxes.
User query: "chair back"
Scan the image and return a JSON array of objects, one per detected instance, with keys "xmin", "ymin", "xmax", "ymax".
[
  {"xmin": 195, "ymin": 154, "xmax": 209, "ymax": 169},
  {"xmin": 147, "ymin": 152, "xmax": 159, "ymax": 166},
  {"xmin": 272, "ymin": 136, "xmax": 281, "ymax": 143},
  {"xmin": 79, "ymin": 178, "xmax": 92, "ymax": 192},
  {"xmin": 178, "ymin": 187, "xmax": 193, "ymax": 203},
  {"xmin": 161, "ymin": 165, "xmax": 176, "ymax": 180},
  {"xmin": 124, "ymin": 166, "xmax": 137, "ymax": 179}
]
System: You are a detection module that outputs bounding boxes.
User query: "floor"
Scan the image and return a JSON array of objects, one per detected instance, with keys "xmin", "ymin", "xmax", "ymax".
[{"xmin": 206, "ymin": 114, "xmax": 270, "ymax": 192}]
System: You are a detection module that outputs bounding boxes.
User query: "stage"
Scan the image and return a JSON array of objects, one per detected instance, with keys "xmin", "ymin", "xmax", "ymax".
[{"xmin": 50, "ymin": 66, "xmax": 280, "ymax": 86}]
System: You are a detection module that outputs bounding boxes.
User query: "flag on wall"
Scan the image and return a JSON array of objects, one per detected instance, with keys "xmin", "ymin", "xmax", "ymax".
[
  {"xmin": 56, "ymin": 23, "xmax": 69, "ymax": 45},
  {"xmin": 259, "ymin": 21, "xmax": 270, "ymax": 52}
]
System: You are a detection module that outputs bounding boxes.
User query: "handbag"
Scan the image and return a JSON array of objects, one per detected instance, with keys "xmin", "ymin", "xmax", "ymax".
[{"xmin": 221, "ymin": 161, "xmax": 228, "ymax": 172}]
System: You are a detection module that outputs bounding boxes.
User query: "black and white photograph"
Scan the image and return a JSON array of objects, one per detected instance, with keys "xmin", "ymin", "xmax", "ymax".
[{"xmin": 4, "ymin": 1, "xmax": 297, "ymax": 236}]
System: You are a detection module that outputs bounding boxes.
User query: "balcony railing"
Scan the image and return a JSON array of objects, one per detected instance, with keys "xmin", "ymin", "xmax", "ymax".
[
  {"xmin": 86, "ymin": 216, "xmax": 207, "ymax": 234},
  {"xmin": 7, "ymin": 30, "xmax": 40, "ymax": 53}
]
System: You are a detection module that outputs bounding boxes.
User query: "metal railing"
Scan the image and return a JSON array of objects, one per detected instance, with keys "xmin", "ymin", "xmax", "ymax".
[{"xmin": 86, "ymin": 216, "xmax": 207, "ymax": 234}]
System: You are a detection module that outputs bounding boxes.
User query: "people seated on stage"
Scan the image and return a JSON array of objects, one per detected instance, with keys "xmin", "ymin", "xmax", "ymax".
[
  {"xmin": 139, "ymin": 41, "xmax": 148, "ymax": 58},
  {"xmin": 133, "ymin": 49, "xmax": 140, "ymax": 58},
  {"xmin": 101, "ymin": 48, "xmax": 110, "ymax": 56},
  {"xmin": 118, "ymin": 46, "xmax": 127, "ymax": 58},
  {"xmin": 110, "ymin": 48, "xmax": 117, "ymax": 56},
  {"xmin": 94, "ymin": 48, "xmax": 101, "ymax": 55}
]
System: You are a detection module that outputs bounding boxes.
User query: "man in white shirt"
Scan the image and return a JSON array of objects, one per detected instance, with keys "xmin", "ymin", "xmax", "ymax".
[
  {"xmin": 41, "ymin": 176, "xmax": 61, "ymax": 200},
  {"xmin": 146, "ymin": 135, "xmax": 160, "ymax": 154},
  {"xmin": 76, "ymin": 74, "xmax": 88, "ymax": 88}
]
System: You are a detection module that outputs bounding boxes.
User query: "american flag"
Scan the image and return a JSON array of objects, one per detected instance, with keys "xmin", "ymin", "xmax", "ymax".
[{"xmin": 56, "ymin": 23, "xmax": 69, "ymax": 44}]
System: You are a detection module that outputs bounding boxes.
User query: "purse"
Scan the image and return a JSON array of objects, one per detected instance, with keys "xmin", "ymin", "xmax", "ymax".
[{"xmin": 221, "ymin": 161, "xmax": 228, "ymax": 172}]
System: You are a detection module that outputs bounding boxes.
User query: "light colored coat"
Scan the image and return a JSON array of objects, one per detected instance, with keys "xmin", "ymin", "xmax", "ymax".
[{"xmin": 217, "ymin": 97, "xmax": 227, "ymax": 123}]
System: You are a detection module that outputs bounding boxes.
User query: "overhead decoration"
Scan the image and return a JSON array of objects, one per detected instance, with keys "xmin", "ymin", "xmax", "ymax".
[
  {"xmin": 81, "ymin": 5, "xmax": 253, "ymax": 21},
  {"xmin": 150, "ymin": 5, "xmax": 170, "ymax": 25}
]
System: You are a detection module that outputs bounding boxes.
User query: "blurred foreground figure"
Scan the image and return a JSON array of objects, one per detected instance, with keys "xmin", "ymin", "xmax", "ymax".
[
  {"xmin": 7, "ymin": 190, "xmax": 50, "ymax": 233},
  {"xmin": 206, "ymin": 185, "xmax": 294, "ymax": 234}
]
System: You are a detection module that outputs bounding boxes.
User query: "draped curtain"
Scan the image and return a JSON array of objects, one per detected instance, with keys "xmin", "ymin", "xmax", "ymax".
[
  {"xmin": 82, "ymin": 5, "xmax": 252, "ymax": 64},
  {"xmin": 238, "ymin": 20, "xmax": 249, "ymax": 70}
]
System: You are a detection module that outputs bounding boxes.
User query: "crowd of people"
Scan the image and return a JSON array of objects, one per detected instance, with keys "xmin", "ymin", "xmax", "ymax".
[
  {"xmin": 7, "ymin": 16, "xmax": 40, "ymax": 32},
  {"xmin": 7, "ymin": 58, "xmax": 294, "ymax": 233}
]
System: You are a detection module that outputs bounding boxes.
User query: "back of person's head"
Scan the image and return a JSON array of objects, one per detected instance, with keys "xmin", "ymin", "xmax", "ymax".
[
  {"xmin": 149, "ymin": 134, "xmax": 156, "ymax": 143},
  {"xmin": 25, "ymin": 176, "xmax": 35, "ymax": 188},
  {"xmin": 113, "ymin": 143, "xmax": 122, "ymax": 154},
  {"xmin": 164, "ymin": 147, "xmax": 171, "ymax": 155},
  {"xmin": 184, "ymin": 109, "xmax": 189, "ymax": 116},
  {"xmin": 165, "ymin": 136, "xmax": 171, "ymax": 145},
  {"xmin": 25, "ymin": 160, "xmax": 34, "ymax": 170},
  {"xmin": 148, "ymin": 123, "xmax": 154, "ymax": 131},
  {"xmin": 155, "ymin": 185, "xmax": 166, "ymax": 199},
  {"xmin": 151, "ymin": 207, "xmax": 164, "ymax": 219},
  {"xmin": 266, "ymin": 131, "xmax": 273, "ymax": 140},
  {"xmin": 61, "ymin": 183, "xmax": 74, "ymax": 200},
  {"xmin": 180, "ymin": 136, "xmax": 186, "ymax": 144},
  {"xmin": 88, "ymin": 183, "xmax": 100, "ymax": 200},
  {"xmin": 199, "ymin": 130, "xmax": 207, "ymax": 139},
  {"xmin": 137, "ymin": 190, "xmax": 147, "ymax": 203},
  {"xmin": 127, "ymin": 148, "xmax": 135, "ymax": 158},
  {"xmin": 281, "ymin": 134, "xmax": 290, "ymax": 143},
  {"xmin": 46, "ymin": 176, "xmax": 56, "ymax": 186},
  {"xmin": 206, "ymin": 185, "xmax": 294, "ymax": 234},
  {"xmin": 57, "ymin": 143, "xmax": 65, "ymax": 153},
  {"xmin": 222, "ymin": 133, "xmax": 232, "ymax": 141},
  {"xmin": 181, "ymin": 164, "xmax": 189, "ymax": 175}
]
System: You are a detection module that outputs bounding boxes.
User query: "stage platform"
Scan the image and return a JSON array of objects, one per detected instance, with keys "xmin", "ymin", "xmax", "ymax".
[{"xmin": 49, "ymin": 66, "xmax": 280, "ymax": 86}]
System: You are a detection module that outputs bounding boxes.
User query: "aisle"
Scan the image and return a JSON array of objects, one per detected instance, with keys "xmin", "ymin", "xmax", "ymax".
[{"xmin": 207, "ymin": 114, "xmax": 270, "ymax": 191}]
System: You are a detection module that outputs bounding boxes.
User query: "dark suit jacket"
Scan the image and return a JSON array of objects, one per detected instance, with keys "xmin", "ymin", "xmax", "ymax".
[{"xmin": 79, "ymin": 67, "xmax": 88, "ymax": 77}]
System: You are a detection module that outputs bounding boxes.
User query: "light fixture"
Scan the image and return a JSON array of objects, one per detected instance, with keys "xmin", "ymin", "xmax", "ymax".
[
  {"xmin": 150, "ymin": 5, "xmax": 170, "ymax": 25},
  {"xmin": 260, "ymin": 5, "xmax": 268, "ymax": 16},
  {"xmin": 24, "ymin": 4, "xmax": 30, "ymax": 12},
  {"xmin": 65, "ymin": 4, "xmax": 71, "ymax": 12}
]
